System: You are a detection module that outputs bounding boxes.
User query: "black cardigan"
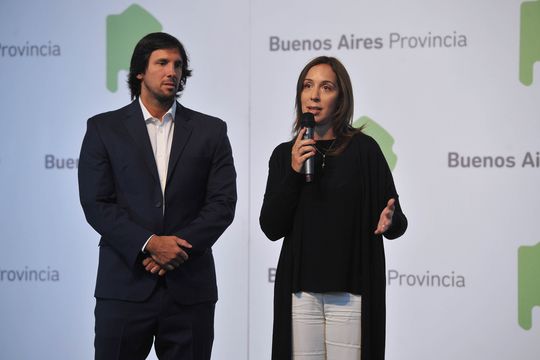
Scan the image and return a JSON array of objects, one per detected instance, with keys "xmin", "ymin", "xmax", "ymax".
[{"xmin": 260, "ymin": 132, "xmax": 407, "ymax": 360}]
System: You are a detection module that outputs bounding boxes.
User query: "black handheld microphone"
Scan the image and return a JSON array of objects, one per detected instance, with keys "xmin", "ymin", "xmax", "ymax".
[{"xmin": 300, "ymin": 112, "xmax": 315, "ymax": 182}]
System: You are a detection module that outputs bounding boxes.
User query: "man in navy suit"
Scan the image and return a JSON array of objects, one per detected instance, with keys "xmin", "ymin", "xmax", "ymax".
[{"xmin": 78, "ymin": 32, "xmax": 237, "ymax": 360}]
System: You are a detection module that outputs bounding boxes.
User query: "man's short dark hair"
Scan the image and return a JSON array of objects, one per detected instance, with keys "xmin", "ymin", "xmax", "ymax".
[{"xmin": 128, "ymin": 32, "xmax": 192, "ymax": 100}]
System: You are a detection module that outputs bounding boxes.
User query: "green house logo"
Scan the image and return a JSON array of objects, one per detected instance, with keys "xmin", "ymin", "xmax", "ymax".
[
  {"xmin": 353, "ymin": 116, "xmax": 398, "ymax": 171},
  {"xmin": 106, "ymin": 4, "xmax": 162, "ymax": 92},
  {"xmin": 519, "ymin": 0, "xmax": 540, "ymax": 86},
  {"xmin": 518, "ymin": 242, "xmax": 540, "ymax": 330}
]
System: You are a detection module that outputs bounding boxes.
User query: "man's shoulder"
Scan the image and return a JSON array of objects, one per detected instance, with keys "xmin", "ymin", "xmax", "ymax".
[
  {"xmin": 180, "ymin": 105, "xmax": 225, "ymax": 128},
  {"xmin": 88, "ymin": 102, "xmax": 136, "ymax": 126}
]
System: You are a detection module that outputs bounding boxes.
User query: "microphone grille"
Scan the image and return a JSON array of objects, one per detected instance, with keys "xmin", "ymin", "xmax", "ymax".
[{"xmin": 300, "ymin": 112, "xmax": 315, "ymax": 127}]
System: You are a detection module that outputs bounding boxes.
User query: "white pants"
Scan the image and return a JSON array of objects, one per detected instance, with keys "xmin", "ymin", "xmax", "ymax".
[{"xmin": 291, "ymin": 292, "xmax": 362, "ymax": 360}]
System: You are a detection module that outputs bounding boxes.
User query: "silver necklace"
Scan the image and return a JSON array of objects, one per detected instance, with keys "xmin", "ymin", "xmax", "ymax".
[{"xmin": 315, "ymin": 139, "xmax": 336, "ymax": 168}]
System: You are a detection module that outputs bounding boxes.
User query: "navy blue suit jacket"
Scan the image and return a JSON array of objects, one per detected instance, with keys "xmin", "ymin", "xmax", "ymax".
[{"xmin": 78, "ymin": 100, "xmax": 237, "ymax": 304}]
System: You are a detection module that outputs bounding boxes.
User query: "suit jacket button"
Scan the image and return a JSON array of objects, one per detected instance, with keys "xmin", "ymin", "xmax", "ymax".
[{"xmin": 155, "ymin": 201, "xmax": 162, "ymax": 208}]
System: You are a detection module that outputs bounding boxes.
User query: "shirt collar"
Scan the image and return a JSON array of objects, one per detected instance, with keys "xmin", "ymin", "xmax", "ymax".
[{"xmin": 138, "ymin": 97, "xmax": 176, "ymax": 124}]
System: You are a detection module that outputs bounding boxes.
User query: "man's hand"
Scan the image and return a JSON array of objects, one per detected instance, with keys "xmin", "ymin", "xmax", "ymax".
[
  {"xmin": 145, "ymin": 235, "xmax": 193, "ymax": 271},
  {"xmin": 142, "ymin": 257, "xmax": 167, "ymax": 276},
  {"xmin": 374, "ymin": 198, "xmax": 395, "ymax": 235}
]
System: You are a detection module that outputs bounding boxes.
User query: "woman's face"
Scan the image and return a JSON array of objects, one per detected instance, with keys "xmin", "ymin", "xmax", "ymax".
[{"xmin": 300, "ymin": 63, "xmax": 339, "ymax": 126}]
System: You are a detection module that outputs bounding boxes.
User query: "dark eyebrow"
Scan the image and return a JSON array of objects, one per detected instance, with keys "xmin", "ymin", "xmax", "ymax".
[
  {"xmin": 304, "ymin": 79, "xmax": 336, "ymax": 87},
  {"xmin": 155, "ymin": 57, "xmax": 183, "ymax": 65},
  {"xmin": 304, "ymin": 78, "xmax": 335, "ymax": 86}
]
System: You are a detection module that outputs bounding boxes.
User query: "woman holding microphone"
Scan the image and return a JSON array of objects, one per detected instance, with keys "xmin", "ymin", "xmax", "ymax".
[{"xmin": 260, "ymin": 56, "xmax": 408, "ymax": 360}]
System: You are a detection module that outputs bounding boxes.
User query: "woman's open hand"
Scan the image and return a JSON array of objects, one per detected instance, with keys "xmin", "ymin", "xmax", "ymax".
[{"xmin": 374, "ymin": 198, "xmax": 395, "ymax": 235}]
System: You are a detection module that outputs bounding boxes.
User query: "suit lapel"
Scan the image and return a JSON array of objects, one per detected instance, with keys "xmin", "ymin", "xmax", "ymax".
[
  {"xmin": 167, "ymin": 103, "xmax": 193, "ymax": 185},
  {"xmin": 122, "ymin": 100, "xmax": 160, "ymax": 183}
]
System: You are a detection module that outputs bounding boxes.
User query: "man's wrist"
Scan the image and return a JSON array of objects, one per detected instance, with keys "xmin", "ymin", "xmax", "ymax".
[{"xmin": 142, "ymin": 234, "xmax": 155, "ymax": 253}]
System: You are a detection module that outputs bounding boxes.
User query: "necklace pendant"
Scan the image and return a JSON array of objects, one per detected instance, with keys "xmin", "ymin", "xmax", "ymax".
[{"xmin": 322, "ymin": 155, "xmax": 326, "ymax": 168}]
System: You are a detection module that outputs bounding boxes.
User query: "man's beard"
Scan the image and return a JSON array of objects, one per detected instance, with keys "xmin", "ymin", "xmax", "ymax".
[{"xmin": 155, "ymin": 91, "xmax": 177, "ymax": 106}]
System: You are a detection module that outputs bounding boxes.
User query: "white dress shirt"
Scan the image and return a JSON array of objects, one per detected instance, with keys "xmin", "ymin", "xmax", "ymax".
[
  {"xmin": 138, "ymin": 97, "xmax": 176, "ymax": 251},
  {"xmin": 139, "ymin": 97, "xmax": 176, "ymax": 197}
]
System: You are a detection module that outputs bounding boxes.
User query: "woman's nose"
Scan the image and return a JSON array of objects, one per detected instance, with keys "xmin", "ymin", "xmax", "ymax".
[{"xmin": 310, "ymin": 87, "xmax": 320, "ymax": 101}]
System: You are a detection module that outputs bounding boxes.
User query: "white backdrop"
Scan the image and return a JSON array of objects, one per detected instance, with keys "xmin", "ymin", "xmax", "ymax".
[{"xmin": 1, "ymin": 0, "xmax": 539, "ymax": 359}]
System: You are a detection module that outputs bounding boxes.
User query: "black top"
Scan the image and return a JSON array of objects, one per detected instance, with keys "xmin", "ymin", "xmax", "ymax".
[
  {"xmin": 296, "ymin": 139, "xmax": 365, "ymax": 294},
  {"xmin": 260, "ymin": 132, "xmax": 407, "ymax": 360}
]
